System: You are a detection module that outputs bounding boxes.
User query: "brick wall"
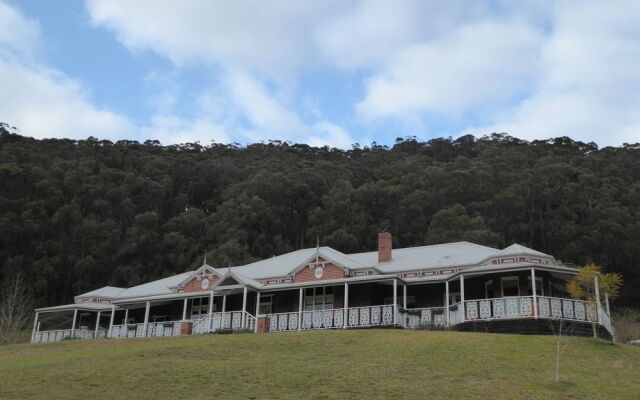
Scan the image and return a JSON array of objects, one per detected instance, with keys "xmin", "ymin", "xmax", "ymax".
[
  {"xmin": 293, "ymin": 260, "xmax": 347, "ymax": 283},
  {"xmin": 182, "ymin": 274, "xmax": 219, "ymax": 293}
]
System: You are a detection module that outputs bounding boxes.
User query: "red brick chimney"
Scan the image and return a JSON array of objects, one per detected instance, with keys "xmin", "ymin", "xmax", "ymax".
[{"xmin": 378, "ymin": 232, "xmax": 392, "ymax": 263}]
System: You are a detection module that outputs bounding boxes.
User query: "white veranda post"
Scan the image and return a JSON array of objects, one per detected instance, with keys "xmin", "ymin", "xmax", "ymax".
[
  {"xmin": 182, "ymin": 298, "xmax": 188, "ymax": 320},
  {"xmin": 241, "ymin": 287, "xmax": 248, "ymax": 328},
  {"xmin": 94, "ymin": 311, "xmax": 101, "ymax": 338},
  {"xmin": 108, "ymin": 305, "xmax": 116, "ymax": 338},
  {"xmin": 460, "ymin": 275, "xmax": 465, "ymax": 322},
  {"xmin": 343, "ymin": 283, "xmax": 348, "ymax": 329},
  {"xmin": 71, "ymin": 309, "xmax": 78, "ymax": 338},
  {"xmin": 255, "ymin": 292, "xmax": 261, "ymax": 333},
  {"xmin": 123, "ymin": 308, "xmax": 129, "ymax": 328},
  {"xmin": 298, "ymin": 288, "xmax": 303, "ymax": 332},
  {"xmin": 531, "ymin": 268, "xmax": 538, "ymax": 319},
  {"xmin": 208, "ymin": 290, "xmax": 215, "ymax": 331},
  {"xmin": 31, "ymin": 312, "xmax": 39, "ymax": 342},
  {"xmin": 393, "ymin": 279, "xmax": 398, "ymax": 325},
  {"xmin": 403, "ymin": 285, "xmax": 407, "ymax": 309},
  {"xmin": 445, "ymin": 281, "xmax": 450, "ymax": 325},
  {"xmin": 143, "ymin": 301, "xmax": 150, "ymax": 335},
  {"xmin": 594, "ymin": 275, "xmax": 601, "ymax": 318},
  {"xmin": 221, "ymin": 295, "xmax": 227, "ymax": 329}
]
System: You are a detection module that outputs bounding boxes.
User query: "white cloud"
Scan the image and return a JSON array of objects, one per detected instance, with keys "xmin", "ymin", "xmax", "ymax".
[
  {"xmin": 5, "ymin": 0, "xmax": 640, "ymax": 147},
  {"xmin": 224, "ymin": 71, "xmax": 308, "ymax": 141},
  {"xmin": 0, "ymin": 1, "xmax": 41, "ymax": 60},
  {"xmin": 308, "ymin": 121, "xmax": 355, "ymax": 148},
  {"xmin": 85, "ymin": 0, "xmax": 345, "ymax": 83},
  {"xmin": 0, "ymin": 55, "xmax": 135, "ymax": 141},
  {"xmin": 356, "ymin": 21, "xmax": 543, "ymax": 118},
  {"xmin": 464, "ymin": 1, "xmax": 640, "ymax": 146},
  {"xmin": 141, "ymin": 114, "xmax": 230, "ymax": 145}
]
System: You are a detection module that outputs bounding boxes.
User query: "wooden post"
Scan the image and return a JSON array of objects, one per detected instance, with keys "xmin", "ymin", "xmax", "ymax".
[
  {"xmin": 604, "ymin": 290, "xmax": 611, "ymax": 317},
  {"xmin": 241, "ymin": 287, "xmax": 248, "ymax": 328},
  {"xmin": 94, "ymin": 311, "xmax": 102, "ymax": 338},
  {"xmin": 460, "ymin": 275, "xmax": 465, "ymax": 322},
  {"xmin": 71, "ymin": 309, "xmax": 78, "ymax": 338},
  {"xmin": 209, "ymin": 291, "xmax": 215, "ymax": 331},
  {"xmin": 143, "ymin": 301, "xmax": 150, "ymax": 337},
  {"xmin": 182, "ymin": 298, "xmax": 188, "ymax": 320},
  {"xmin": 123, "ymin": 308, "xmax": 129, "ymax": 327},
  {"xmin": 108, "ymin": 305, "xmax": 116, "ymax": 338},
  {"xmin": 31, "ymin": 312, "xmax": 39, "ymax": 343},
  {"xmin": 343, "ymin": 283, "xmax": 348, "ymax": 329},
  {"xmin": 298, "ymin": 288, "xmax": 303, "ymax": 331},
  {"xmin": 255, "ymin": 291, "xmax": 261, "ymax": 333},
  {"xmin": 393, "ymin": 279, "xmax": 398, "ymax": 325},
  {"xmin": 531, "ymin": 268, "xmax": 538, "ymax": 319},
  {"xmin": 445, "ymin": 281, "xmax": 450, "ymax": 326}
]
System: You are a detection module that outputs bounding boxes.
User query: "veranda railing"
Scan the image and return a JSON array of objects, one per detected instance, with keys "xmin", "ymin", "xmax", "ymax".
[
  {"xmin": 192, "ymin": 311, "xmax": 255, "ymax": 334},
  {"xmin": 31, "ymin": 328, "xmax": 109, "ymax": 343},
  {"xmin": 109, "ymin": 320, "xmax": 184, "ymax": 339},
  {"xmin": 266, "ymin": 304, "xmax": 398, "ymax": 332}
]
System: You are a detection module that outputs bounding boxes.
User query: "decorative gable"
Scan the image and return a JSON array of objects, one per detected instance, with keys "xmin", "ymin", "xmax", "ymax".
[
  {"xmin": 177, "ymin": 266, "xmax": 220, "ymax": 293},
  {"xmin": 292, "ymin": 257, "xmax": 348, "ymax": 283}
]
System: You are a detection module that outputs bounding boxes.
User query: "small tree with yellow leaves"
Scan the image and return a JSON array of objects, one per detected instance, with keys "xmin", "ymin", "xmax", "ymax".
[{"xmin": 566, "ymin": 264, "xmax": 623, "ymax": 338}]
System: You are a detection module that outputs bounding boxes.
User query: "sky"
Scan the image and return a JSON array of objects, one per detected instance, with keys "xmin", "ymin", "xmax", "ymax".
[{"xmin": 1, "ymin": 1, "xmax": 640, "ymax": 148}]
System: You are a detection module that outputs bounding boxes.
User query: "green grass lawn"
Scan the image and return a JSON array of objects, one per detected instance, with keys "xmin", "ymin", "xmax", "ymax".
[{"xmin": 1, "ymin": 330, "xmax": 638, "ymax": 400}]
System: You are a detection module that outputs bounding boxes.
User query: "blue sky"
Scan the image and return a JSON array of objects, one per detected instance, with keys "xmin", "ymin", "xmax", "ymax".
[{"xmin": 1, "ymin": 1, "xmax": 640, "ymax": 147}]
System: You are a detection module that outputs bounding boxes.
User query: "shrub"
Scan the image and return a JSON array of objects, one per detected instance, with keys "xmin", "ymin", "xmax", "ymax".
[{"xmin": 613, "ymin": 308, "xmax": 640, "ymax": 344}]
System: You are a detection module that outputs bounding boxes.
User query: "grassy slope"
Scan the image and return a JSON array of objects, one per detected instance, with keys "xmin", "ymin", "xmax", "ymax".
[{"xmin": 0, "ymin": 330, "xmax": 639, "ymax": 400}]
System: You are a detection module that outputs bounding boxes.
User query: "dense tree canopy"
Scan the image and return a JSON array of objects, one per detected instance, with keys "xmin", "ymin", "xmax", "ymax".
[{"xmin": 1, "ymin": 125, "xmax": 639, "ymax": 307}]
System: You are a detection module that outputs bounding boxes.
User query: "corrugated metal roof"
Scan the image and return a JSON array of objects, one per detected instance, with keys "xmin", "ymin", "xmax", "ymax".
[
  {"xmin": 57, "ymin": 241, "xmax": 564, "ymax": 304},
  {"xmin": 76, "ymin": 286, "xmax": 125, "ymax": 298},
  {"xmin": 116, "ymin": 271, "xmax": 194, "ymax": 299},
  {"xmin": 349, "ymin": 241, "xmax": 501, "ymax": 272}
]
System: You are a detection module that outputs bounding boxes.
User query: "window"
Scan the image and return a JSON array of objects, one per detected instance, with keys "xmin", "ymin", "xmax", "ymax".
[
  {"xmin": 527, "ymin": 276, "xmax": 544, "ymax": 296},
  {"xmin": 442, "ymin": 292, "xmax": 461, "ymax": 305},
  {"xmin": 304, "ymin": 286, "xmax": 334, "ymax": 311},
  {"xmin": 485, "ymin": 280, "xmax": 495, "ymax": 298},
  {"xmin": 501, "ymin": 277, "xmax": 520, "ymax": 297},
  {"xmin": 190, "ymin": 297, "xmax": 211, "ymax": 319},
  {"xmin": 259, "ymin": 295, "xmax": 273, "ymax": 314}
]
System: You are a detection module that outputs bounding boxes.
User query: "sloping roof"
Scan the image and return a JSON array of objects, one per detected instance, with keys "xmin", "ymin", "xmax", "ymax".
[
  {"xmin": 230, "ymin": 246, "xmax": 367, "ymax": 280},
  {"xmin": 348, "ymin": 242, "xmax": 501, "ymax": 273},
  {"xmin": 55, "ymin": 241, "xmax": 562, "ymax": 304},
  {"xmin": 36, "ymin": 303, "xmax": 114, "ymax": 313},
  {"xmin": 212, "ymin": 269, "xmax": 264, "ymax": 289},
  {"xmin": 497, "ymin": 243, "xmax": 551, "ymax": 258},
  {"xmin": 116, "ymin": 271, "xmax": 194, "ymax": 299},
  {"xmin": 76, "ymin": 286, "xmax": 125, "ymax": 299}
]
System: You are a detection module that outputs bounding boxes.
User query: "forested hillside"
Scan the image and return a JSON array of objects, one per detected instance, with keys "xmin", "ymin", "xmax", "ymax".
[{"xmin": 1, "ymin": 125, "xmax": 639, "ymax": 307}]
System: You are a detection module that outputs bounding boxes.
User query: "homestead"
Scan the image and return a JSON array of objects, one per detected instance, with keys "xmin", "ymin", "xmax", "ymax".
[{"xmin": 31, "ymin": 233, "xmax": 614, "ymax": 343}]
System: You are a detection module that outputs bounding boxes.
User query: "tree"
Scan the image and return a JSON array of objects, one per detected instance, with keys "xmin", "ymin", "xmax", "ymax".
[
  {"xmin": 566, "ymin": 264, "xmax": 623, "ymax": 338},
  {"xmin": 425, "ymin": 204, "xmax": 502, "ymax": 247},
  {"xmin": 0, "ymin": 273, "xmax": 33, "ymax": 344}
]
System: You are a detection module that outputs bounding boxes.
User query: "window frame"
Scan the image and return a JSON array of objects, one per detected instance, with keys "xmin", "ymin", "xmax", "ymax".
[
  {"xmin": 527, "ymin": 276, "xmax": 544, "ymax": 296},
  {"xmin": 501, "ymin": 276, "xmax": 520, "ymax": 297},
  {"xmin": 303, "ymin": 286, "xmax": 334, "ymax": 311}
]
